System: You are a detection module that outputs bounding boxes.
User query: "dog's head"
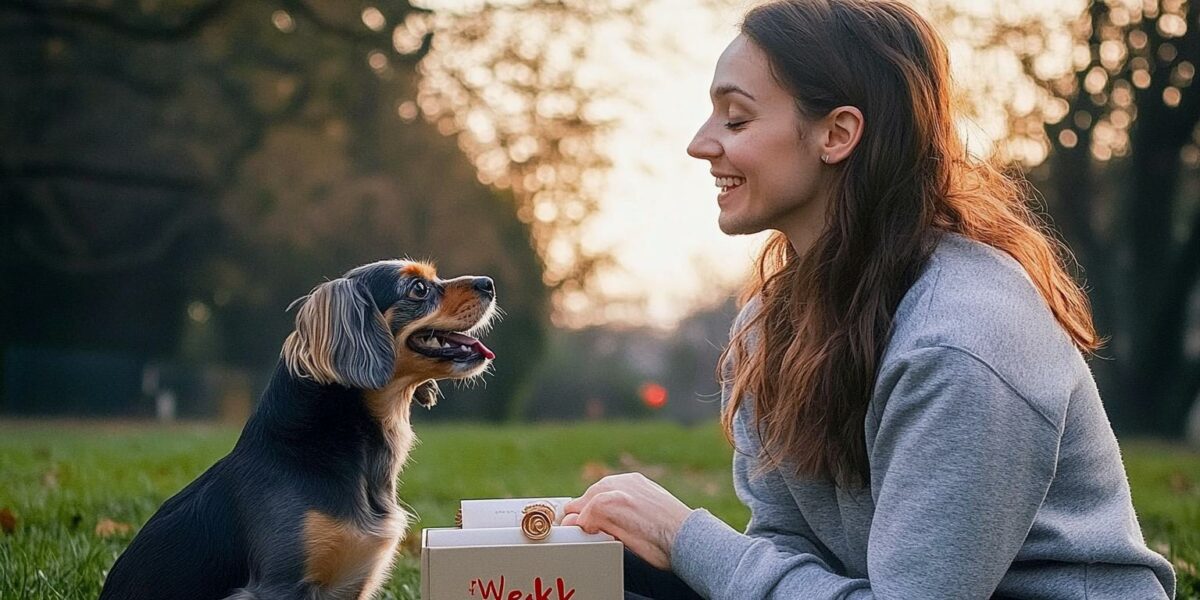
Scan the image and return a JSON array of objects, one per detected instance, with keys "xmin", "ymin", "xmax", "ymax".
[{"xmin": 281, "ymin": 260, "xmax": 497, "ymax": 405}]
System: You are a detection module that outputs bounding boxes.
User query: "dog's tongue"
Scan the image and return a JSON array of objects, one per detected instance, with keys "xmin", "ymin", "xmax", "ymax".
[{"xmin": 441, "ymin": 331, "xmax": 496, "ymax": 360}]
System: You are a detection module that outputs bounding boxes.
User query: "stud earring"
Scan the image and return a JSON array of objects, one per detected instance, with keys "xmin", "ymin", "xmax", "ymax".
[{"xmin": 821, "ymin": 154, "xmax": 830, "ymax": 164}]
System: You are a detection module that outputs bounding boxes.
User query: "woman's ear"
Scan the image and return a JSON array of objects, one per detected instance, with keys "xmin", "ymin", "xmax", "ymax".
[
  {"xmin": 818, "ymin": 105, "xmax": 864, "ymax": 165},
  {"xmin": 282, "ymin": 278, "xmax": 396, "ymax": 389}
]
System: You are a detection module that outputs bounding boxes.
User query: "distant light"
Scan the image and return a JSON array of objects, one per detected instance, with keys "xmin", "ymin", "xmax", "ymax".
[
  {"xmin": 1084, "ymin": 66, "xmax": 1107, "ymax": 95},
  {"xmin": 397, "ymin": 100, "xmax": 419, "ymax": 122},
  {"xmin": 1112, "ymin": 85, "xmax": 1133, "ymax": 107},
  {"xmin": 1058, "ymin": 129, "xmax": 1078, "ymax": 148},
  {"xmin": 368, "ymin": 51, "xmax": 388, "ymax": 72},
  {"xmin": 1164, "ymin": 86, "xmax": 1183, "ymax": 107},
  {"xmin": 1129, "ymin": 30, "xmax": 1148, "ymax": 50},
  {"xmin": 1181, "ymin": 144, "xmax": 1200, "ymax": 168},
  {"xmin": 272, "ymin": 10, "xmax": 295, "ymax": 33},
  {"xmin": 1044, "ymin": 97, "xmax": 1070, "ymax": 124},
  {"xmin": 1157, "ymin": 14, "xmax": 1187, "ymax": 39},
  {"xmin": 1110, "ymin": 109, "xmax": 1131, "ymax": 129},
  {"xmin": 1157, "ymin": 43, "xmax": 1178, "ymax": 64},
  {"xmin": 1133, "ymin": 70, "xmax": 1152, "ymax": 89},
  {"xmin": 188, "ymin": 301, "xmax": 211, "ymax": 324},
  {"xmin": 361, "ymin": 7, "xmax": 386, "ymax": 32},
  {"xmin": 640, "ymin": 383, "xmax": 667, "ymax": 409},
  {"xmin": 1173, "ymin": 61, "xmax": 1195, "ymax": 87},
  {"xmin": 1099, "ymin": 41, "xmax": 1124, "ymax": 71}
]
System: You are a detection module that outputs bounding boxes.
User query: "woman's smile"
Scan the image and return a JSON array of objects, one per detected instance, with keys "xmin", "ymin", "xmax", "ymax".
[{"xmin": 715, "ymin": 176, "xmax": 746, "ymax": 204}]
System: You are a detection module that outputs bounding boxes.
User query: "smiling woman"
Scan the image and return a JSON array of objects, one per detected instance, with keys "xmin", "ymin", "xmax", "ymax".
[
  {"xmin": 564, "ymin": 1, "xmax": 1178, "ymax": 599},
  {"xmin": 686, "ymin": 35, "xmax": 859, "ymax": 258}
]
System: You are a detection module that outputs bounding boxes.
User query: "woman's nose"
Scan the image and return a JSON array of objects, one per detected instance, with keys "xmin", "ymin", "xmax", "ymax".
[{"xmin": 687, "ymin": 123, "xmax": 721, "ymax": 161}]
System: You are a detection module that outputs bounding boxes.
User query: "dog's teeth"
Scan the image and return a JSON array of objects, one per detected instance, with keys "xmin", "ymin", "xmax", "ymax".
[{"xmin": 460, "ymin": 345, "xmax": 470, "ymax": 352}]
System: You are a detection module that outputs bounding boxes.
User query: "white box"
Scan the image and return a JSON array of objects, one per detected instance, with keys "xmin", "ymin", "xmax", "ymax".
[{"xmin": 420, "ymin": 525, "xmax": 624, "ymax": 599}]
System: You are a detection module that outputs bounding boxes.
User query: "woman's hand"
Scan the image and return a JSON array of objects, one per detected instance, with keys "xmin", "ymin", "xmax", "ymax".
[{"xmin": 561, "ymin": 472, "xmax": 694, "ymax": 570}]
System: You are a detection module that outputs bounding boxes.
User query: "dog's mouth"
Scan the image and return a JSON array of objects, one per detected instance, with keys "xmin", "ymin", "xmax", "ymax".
[{"xmin": 407, "ymin": 329, "xmax": 496, "ymax": 363}]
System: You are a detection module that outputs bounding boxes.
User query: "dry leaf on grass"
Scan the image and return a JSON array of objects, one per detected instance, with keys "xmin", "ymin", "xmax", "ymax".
[
  {"xmin": 580, "ymin": 461, "xmax": 612, "ymax": 482},
  {"xmin": 1168, "ymin": 471, "xmax": 1193, "ymax": 494},
  {"xmin": 41, "ymin": 467, "xmax": 59, "ymax": 489},
  {"xmin": 0, "ymin": 507, "xmax": 16, "ymax": 534},
  {"xmin": 95, "ymin": 518, "xmax": 132, "ymax": 538},
  {"xmin": 399, "ymin": 532, "xmax": 422, "ymax": 556},
  {"xmin": 617, "ymin": 452, "xmax": 666, "ymax": 480},
  {"xmin": 1173, "ymin": 557, "xmax": 1197, "ymax": 576}
]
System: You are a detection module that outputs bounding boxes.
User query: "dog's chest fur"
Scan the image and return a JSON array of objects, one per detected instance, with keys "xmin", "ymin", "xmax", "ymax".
[
  {"xmin": 302, "ymin": 508, "xmax": 407, "ymax": 600},
  {"xmin": 302, "ymin": 400, "xmax": 415, "ymax": 600}
]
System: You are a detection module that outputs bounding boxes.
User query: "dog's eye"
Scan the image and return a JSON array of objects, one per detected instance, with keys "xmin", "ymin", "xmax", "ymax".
[{"xmin": 408, "ymin": 281, "xmax": 430, "ymax": 300}]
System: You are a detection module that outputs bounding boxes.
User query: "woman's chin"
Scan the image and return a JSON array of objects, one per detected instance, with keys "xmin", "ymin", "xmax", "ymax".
[{"xmin": 718, "ymin": 211, "xmax": 766, "ymax": 236}]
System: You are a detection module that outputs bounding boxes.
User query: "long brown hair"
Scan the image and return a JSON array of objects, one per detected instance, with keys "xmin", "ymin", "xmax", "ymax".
[{"xmin": 718, "ymin": 0, "xmax": 1100, "ymax": 487}]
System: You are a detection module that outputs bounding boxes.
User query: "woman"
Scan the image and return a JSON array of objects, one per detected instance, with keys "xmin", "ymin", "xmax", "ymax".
[{"xmin": 561, "ymin": 1, "xmax": 1177, "ymax": 598}]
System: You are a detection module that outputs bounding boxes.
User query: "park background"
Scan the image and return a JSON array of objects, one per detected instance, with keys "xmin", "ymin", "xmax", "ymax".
[{"xmin": 0, "ymin": 0, "xmax": 1198, "ymax": 597}]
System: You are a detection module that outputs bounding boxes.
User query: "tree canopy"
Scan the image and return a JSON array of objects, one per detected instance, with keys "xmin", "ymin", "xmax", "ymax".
[{"xmin": 0, "ymin": 0, "xmax": 643, "ymax": 419}]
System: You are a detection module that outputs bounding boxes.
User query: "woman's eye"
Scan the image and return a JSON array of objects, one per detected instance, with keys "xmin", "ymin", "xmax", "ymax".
[
  {"xmin": 724, "ymin": 120, "xmax": 748, "ymax": 130},
  {"xmin": 408, "ymin": 281, "xmax": 429, "ymax": 300}
]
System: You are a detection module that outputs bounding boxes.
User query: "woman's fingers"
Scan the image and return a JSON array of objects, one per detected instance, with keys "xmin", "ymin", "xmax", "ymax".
[{"xmin": 560, "ymin": 472, "xmax": 687, "ymax": 570}]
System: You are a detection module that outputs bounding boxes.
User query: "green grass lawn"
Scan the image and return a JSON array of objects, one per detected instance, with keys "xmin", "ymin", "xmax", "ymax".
[{"xmin": 0, "ymin": 420, "xmax": 1196, "ymax": 599}]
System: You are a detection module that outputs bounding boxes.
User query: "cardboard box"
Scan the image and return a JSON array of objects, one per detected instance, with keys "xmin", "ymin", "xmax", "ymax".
[{"xmin": 421, "ymin": 526, "xmax": 624, "ymax": 599}]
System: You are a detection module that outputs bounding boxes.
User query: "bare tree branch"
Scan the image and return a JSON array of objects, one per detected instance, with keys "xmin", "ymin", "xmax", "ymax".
[
  {"xmin": 15, "ymin": 181, "xmax": 208, "ymax": 272},
  {"xmin": 0, "ymin": 0, "xmax": 237, "ymax": 40}
]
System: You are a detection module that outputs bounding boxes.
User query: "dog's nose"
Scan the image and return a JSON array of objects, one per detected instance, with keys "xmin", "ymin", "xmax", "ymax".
[{"xmin": 473, "ymin": 277, "xmax": 495, "ymax": 299}]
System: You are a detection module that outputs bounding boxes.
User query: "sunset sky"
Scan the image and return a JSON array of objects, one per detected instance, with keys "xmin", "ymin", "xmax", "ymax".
[
  {"xmin": 570, "ymin": 0, "xmax": 1086, "ymax": 328},
  {"xmin": 425, "ymin": 0, "xmax": 1087, "ymax": 328}
]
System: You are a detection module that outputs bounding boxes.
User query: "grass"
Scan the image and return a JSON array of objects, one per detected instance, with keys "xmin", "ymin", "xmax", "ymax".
[{"xmin": 0, "ymin": 420, "xmax": 1195, "ymax": 599}]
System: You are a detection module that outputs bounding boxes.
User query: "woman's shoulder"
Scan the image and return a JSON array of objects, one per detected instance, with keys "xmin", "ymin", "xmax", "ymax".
[
  {"xmin": 893, "ymin": 232, "xmax": 1069, "ymax": 342},
  {"xmin": 882, "ymin": 232, "xmax": 1088, "ymax": 414}
]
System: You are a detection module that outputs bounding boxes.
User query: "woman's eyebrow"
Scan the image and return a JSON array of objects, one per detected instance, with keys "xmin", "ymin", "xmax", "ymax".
[{"xmin": 712, "ymin": 83, "xmax": 757, "ymax": 102}]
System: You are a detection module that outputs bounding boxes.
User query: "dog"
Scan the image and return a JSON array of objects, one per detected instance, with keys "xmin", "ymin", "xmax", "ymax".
[{"xmin": 99, "ymin": 260, "xmax": 497, "ymax": 600}]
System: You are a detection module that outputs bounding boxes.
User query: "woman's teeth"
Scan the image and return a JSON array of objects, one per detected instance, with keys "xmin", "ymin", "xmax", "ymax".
[{"xmin": 716, "ymin": 176, "xmax": 745, "ymax": 192}]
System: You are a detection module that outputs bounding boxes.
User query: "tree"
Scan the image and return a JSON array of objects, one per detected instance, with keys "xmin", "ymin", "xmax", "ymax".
[
  {"xmin": 902, "ymin": 0, "xmax": 1198, "ymax": 436},
  {"xmin": 0, "ymin": 0, "xmax": 641, "ymax": 419},
  {"xmin": 971, "ymin": 0, "xmax": 1200, "ymax": 436}
]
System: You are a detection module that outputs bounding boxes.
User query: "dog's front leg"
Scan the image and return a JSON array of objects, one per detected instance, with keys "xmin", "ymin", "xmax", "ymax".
[{"xmin": 222, "ymin": 581, "xmax": 324, "ymax": 600}]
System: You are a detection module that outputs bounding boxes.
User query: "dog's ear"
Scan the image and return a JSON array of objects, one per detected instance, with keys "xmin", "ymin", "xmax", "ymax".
[
  {"xmin": 282, "ymin": 278, "xmax": 395, "ymax": 389},
  {"xmin": 414, "ymin": 380, "xmax": 440, "ymax": 408}
]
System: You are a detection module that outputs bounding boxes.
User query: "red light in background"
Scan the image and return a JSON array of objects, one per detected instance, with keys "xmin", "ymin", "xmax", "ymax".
[{"xmin": 640, "ymin": 382, "xmax": 668, "ymax": 409}]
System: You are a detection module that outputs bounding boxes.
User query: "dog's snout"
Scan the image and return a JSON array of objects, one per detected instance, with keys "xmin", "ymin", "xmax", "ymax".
[{"xmin": 473, "ymin": 277, "xmax": 495, "ymax": 299}]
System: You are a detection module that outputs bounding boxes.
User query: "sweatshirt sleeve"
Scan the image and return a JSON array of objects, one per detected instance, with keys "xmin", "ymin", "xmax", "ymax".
[{"xmin": 670, "ymin": 345, "xmax": 1062, "ymax": 600}]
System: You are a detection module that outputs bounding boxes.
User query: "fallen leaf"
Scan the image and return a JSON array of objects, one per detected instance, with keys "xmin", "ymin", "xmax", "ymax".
[
  {"xmin": 95, "ymin": 518, "xmax": 132, "ymax": 538},
  {"xmin": 41, "ymin": 467, "xmax": 59, "ymax": 489},
  {"xmin": 617, "ymin": 452, "xmax": 641, "ymax": 470},
  {"xmin": 580, "ymin": 461, "xmax": 612, "ymax": 482},
  {"xmin": 615, "ymin": 453, "xmax": 667, "ymax": 479},
  {"xmin": 0, "ymin": 508, "xmax": 16, "ymax": 534},
  {"xmin": 1171, "ymin": 556, "xmax": 1197, "ymax": 576},
  {"xmin": 1167, "ymin": 471, "xmax": 1193, "ymax": 494},
  {"xmin": 398, "ymin": 533, "xmax": 422, "ymax": 556}
]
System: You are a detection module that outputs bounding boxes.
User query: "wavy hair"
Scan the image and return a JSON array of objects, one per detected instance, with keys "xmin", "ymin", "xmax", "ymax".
[{"xmin": 718, "ymin": 0, "xmax": 1100, "ymax": 487}]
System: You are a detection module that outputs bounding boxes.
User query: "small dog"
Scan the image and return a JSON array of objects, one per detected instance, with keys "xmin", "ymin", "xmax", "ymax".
[{"xmin": 100, "ymin": 260, "xmax": 497, "ymax": 600}]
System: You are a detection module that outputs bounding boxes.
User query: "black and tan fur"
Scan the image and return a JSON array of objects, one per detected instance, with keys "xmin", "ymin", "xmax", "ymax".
[{"xmin": 99, "ymin": 260, "xmax": 497, "ymax": 600}]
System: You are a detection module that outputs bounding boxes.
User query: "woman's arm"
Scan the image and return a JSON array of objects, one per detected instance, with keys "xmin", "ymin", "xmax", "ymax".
[
  {"xmin": 572, "ymin": 345, "xmax": 1069, "ymax": 599},
  {"xmin": 563, "ymin": 409, "xmax": 838, "ymax": 572},
  {"xmin": 670, "ymin": 345, "xmax": 1062, "ymax": 599}
]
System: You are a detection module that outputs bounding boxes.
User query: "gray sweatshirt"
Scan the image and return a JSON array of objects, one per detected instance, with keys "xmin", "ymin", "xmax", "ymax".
[{"xmin": 671, "ymin": 233, "xmax": 1176, "ymax": 599}]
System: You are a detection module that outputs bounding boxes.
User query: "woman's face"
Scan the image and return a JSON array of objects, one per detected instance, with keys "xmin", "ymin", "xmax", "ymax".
[{"xmin": 687, "ymin": 35, "xmax": 829, "ymax": 241}]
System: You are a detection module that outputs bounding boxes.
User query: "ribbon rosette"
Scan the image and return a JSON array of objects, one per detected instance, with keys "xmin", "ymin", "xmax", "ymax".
[{"xmin": 520, "ymin": 502, "xmax": 555, "ymax": 540}]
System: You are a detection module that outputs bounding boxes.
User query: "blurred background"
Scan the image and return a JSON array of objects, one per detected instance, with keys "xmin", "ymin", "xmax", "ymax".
[{"xmin": 1, "ymin": 0, "xmax": 1199, "ymax": 443}]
